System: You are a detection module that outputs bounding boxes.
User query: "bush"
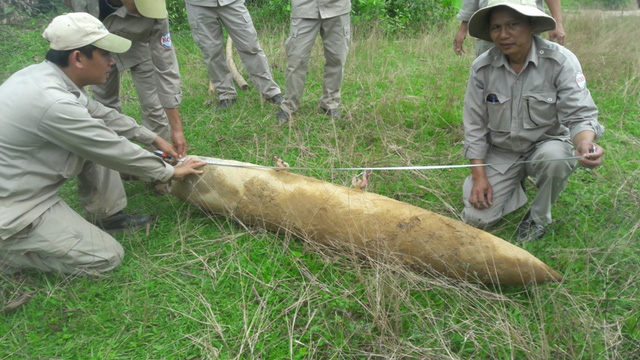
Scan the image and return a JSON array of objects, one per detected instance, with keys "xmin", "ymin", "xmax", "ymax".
[
  {"xmin": 353, "ymin": 0, "xmax": 457, "ymax": 33},
  {"xmin": 166, "ymin": 0, "xmax": 458, "ymax": 34}
]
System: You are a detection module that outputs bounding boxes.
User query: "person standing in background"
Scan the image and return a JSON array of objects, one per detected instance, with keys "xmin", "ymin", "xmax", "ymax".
[
  {"xmin": 184, "ymin": 0, "xmax": 283, "ymax": 109},
  {"xmin": 66, "ymin": 0, "xmax": 187, "ymax": 158},
  {"xmin": 275, "ymin": 0, "xmax": 351, "ymax": 123}
]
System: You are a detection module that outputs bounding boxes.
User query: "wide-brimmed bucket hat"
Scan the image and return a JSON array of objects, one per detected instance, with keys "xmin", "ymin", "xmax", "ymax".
[{"xmin": 468, "ymin": 0, "xmax": 556, "ymax": 42}]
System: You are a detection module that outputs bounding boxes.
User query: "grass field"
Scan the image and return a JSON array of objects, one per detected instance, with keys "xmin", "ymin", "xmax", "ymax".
[{"xmin": 1, "ymin": 5, "xmax": 639, "ymax": 360}]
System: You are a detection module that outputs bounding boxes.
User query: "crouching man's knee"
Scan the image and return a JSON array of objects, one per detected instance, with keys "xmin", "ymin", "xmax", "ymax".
[
  {"xmin": 72, "ymin": 235, "xmax": 125, "ymax": 274},
  {"xmin": 461, "ymin": 208, "xmax": 502, "ymax": 229}
]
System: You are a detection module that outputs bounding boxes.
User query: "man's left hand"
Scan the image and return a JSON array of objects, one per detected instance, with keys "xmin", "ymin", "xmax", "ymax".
[
  {"xmin": 576, "ymin": 142, "xmax": 604, "ymax": 169},
  {"xmin": 171, "ymin": 130, "xmax": 187, "ymax": 159}
]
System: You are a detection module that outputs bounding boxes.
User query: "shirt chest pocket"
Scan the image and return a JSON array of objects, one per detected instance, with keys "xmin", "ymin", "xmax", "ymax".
[
  {"xmin": 523, "ymin": 92, "xmax": 557, "ymax": 129},
  {"xmin": 485, "ymin": 92, "xmax": 511, "ymax": 132}
]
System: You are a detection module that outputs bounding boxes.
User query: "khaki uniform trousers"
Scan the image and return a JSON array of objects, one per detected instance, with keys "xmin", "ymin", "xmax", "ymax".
[
  {"xmin": 91, "ymin": 57, "xmax": 170, "ymax": 147},
  {"xmin": 185, "ymin": 1, "xmax": 280, "ymax": 100},
  {"xmin": 280, "ymin": 14, "xmax": 350, "ymax": 114},
  {"xmin": 68, "ymin": 0, "xmax": 99, "ymax": 17},
  {"xmin": 462, "ymin": 140, "xmax": 578, "ymax": 228},
  {"xmin": 0, "ymin": 163, "xmax": 127, "ymax": 275},
  {"xmin": 475, "ymin": 39, "xmax": 494, "ymax": 57}
]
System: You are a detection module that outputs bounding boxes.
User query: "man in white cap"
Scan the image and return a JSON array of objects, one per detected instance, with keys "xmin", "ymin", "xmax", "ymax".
[
  {"xmin": 460, "ymin": 0, "xmax": 605, "ymax": 241},
  {"xmin": 0, "ymin": 13, "xmax": 206, "ymax": 275},
  {"xmin": 66, "ymin": 0, "xmax": 188, "ymax": 159},
  {"xmin": 185, "ymin": 0, "xmax": 283, "ymax": 109},
  {"xmin": 453, "ymin": 0, "xmax": 565, "ymax": 57}
]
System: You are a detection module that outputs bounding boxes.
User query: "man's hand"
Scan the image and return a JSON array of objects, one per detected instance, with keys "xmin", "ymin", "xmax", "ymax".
[
  {"xmin": 172, "ymin": 158, "xmax": 206, "ymax": 180},
  {"xmin": 548, "ymin": 24, "xmax": 566, "ymax": 45},
  {"xmin": 469, "ymin": 176, "xmax": 493, "ymax": 209},
  {"xmin": 453, "ymin": 21, "xmax": 469, "ymax": 56},
  {"xmin": 164, "ymin": 107, "xmax": 187, "ymax": 158},
  {"xmin": 574, "ymin": 130, "xmax": 603, "ymax": 169},
  {"xmin": 152, "ymin": 136, "xmax": 179, "ymax": 161},
  {"xmin": 468, "ymin": 161, "xmax": 493, "ymax": 209},
  {"xmin": 576, "ymin": 142, "xmax": 604, "ymax": 169},
  {"xmin": 171, "ymin": 129, "xmax": 187, "ymax": 159}
]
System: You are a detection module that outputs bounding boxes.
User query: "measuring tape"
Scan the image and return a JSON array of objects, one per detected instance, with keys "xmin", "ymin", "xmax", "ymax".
[{"xmin": 155, "ymin": 151, "xmax": 585, "ymax": 172}]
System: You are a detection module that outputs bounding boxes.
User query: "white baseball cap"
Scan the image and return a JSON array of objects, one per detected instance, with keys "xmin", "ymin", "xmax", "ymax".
[
  {"xmin": 43, "ymin": 12, "xmax": 131, "ymax": 53},
  {"xmin": 135, "ymin": 0, "xmax": 168, "ymax": 19},
  {"xmin": 468, "ymin": 0, "xmax": 556, "ymax": 42}
]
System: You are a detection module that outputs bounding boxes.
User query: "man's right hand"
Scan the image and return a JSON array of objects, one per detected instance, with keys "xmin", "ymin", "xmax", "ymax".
[
  {"xmin": 469, "ymin": 161, "xmax": 493, "ymax": 209},
  {"xmin": 171, "ymin": 158, "xmax": 206, "ymax": 181},
  {"xmin": 453, "ymin": 21, "xmax": 469, "ymax": 56}
]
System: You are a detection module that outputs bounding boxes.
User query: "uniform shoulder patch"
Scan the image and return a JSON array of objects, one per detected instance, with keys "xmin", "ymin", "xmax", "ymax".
[
  {"xmin": 161, "ymin": 32, "xmax": 172, "ymax": 49},
  {"xmin": 575, "ymin": 71, "xmax": 586, "ymax": 90}
]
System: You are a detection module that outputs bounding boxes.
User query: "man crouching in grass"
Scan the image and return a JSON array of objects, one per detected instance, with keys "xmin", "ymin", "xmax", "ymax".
[{"xmin": 0, "ymin": 13, "xmax": 205, "ymax": 275}]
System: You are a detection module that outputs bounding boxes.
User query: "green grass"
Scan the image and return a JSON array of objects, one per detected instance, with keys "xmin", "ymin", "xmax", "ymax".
[{"xmin": 2, "ymin": 8, "xmax": 640, "ymax": 360}]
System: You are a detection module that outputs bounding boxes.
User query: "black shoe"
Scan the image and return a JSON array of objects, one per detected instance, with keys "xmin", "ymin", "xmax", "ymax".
[
  {"xmin": 276, "ymin": 109, "xmax": 291, "ymax": 124},
  {"xmin": 266, "ymin": 93, "xmax": 283, "ymax": 105},
  {"xmin": 217, "ymin": 98, "xmax": 236, "ymax": 109},
  {"xmin": 517, "ymin": 211, "xmax": 546, "ymax": 242},
  {"xmin": 320, "ymin": 107, "xmax": 341, "ymax": 119},
  {"xmin": 92, "ymin": 211, "xmax": 153, "ymax": 234}
]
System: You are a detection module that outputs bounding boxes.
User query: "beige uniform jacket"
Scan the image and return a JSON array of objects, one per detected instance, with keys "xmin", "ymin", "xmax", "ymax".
[
  {"xmin": 103, "ymin": 6, "xmax": 182, "ymax": 108},
  {"xmin": 291, "ymin": 0, "xmax": 351, "ymax": 19},
  {"xmin": 462, "ymin": 37, "xmax": 604, "ymax": 173},
  {"xmin": 0, "ymin": 62, "xmax": 174, "ymax": 240}
]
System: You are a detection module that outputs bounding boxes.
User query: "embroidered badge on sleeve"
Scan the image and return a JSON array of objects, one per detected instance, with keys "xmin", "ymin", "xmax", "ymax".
[
  {"xmin": 161, "ymin": 32, "xmax": 172, "ymax": 49},
  {"xmin": 576, "ymin": 71, "xmax": 586, "ymax": 90}
]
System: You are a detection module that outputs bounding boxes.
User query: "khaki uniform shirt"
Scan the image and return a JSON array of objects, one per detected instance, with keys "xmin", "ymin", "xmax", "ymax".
[
  {"xmin": 0, "ymin": 62, "xmax": 174, "ymax": 240},
  {"xmin": 462, "ymin": 37, "xmax": 604, "ymax": 173},
  {"xmin": 102, "ymin": 6, "xmax": 182, "ymax": 108},
  {"xmin": 457, "ymin": 0, "xmax": 544, "ymax": 21},
  {"xmin": 291, "ymin": 0, "xmax": 351, "ymax": 19}
]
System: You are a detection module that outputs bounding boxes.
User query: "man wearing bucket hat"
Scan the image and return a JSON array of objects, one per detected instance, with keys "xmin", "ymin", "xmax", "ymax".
[
  {"xmin": 0, "ymin": 13, "xmax": 206, "ymax": 275},
  {"xmin": 66, "ymin": 0, "xmax": 188, "ymax": 160},
  {"xmin": 460, "ymin": 0, "xmax": 605, "ymax": 241},
  {"xmin": 453, "ymin": 0, "xmax": 565, "ymax": 57}
]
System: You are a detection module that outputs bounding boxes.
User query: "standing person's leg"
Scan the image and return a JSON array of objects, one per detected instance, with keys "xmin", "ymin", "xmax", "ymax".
[
  {"xmin": 219, "ymin": 0, "xmax": 281, "ymax": 100},
  {"xmin": 130, "ymin": 59, "xmax": 170, "ymax": 146},
  {"xmin": 526, "ymin": 140, "xmax": 577, "ymax": 225},
  {"xmin": 91, "ymin": 63, "xmax": 122, "ymax": 112},
  {"xmin": 318, "ymin": 14, "xmax": 350, "ymax": 114},
  {"xmin": 185, "ymin": 3, "xmax": 237, "ymax": 102},
  {"xmin": 77, "ymin": 161, "xmax": 152, "ymax": 232},
  {"xmin": 475, "ymin": 39, "xmax": 495, "ymax": 57},
  {"xmin": 279, "ymin": 18, "xmax": 321, "ymax": 117},
  {"xmin": 69, "ymin": 0, "xmax": 99, "ymax": 17},
  {"xmin": 0, "ymin": 201, "xmax": 124, "ymax": 275},
  {"xmin": 77, "ymin": 161, "xmax": 127, "ymax": 221}
]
